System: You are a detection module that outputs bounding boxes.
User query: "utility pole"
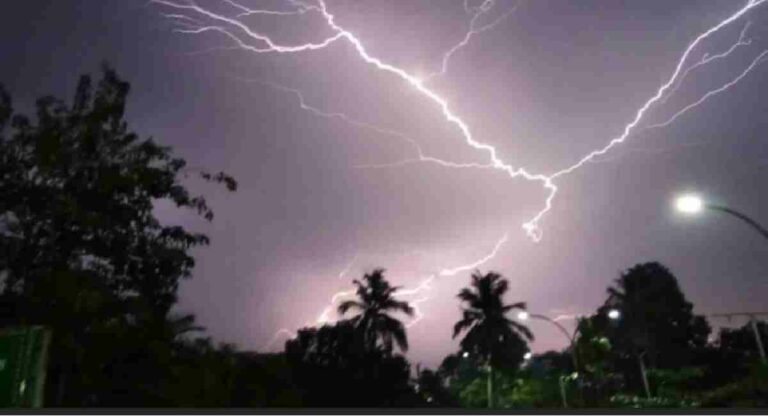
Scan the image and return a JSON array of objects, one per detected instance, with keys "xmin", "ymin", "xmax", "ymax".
[
  {"xmin": 709, "ymin": 312, "xmax": 768, "ymax": 365},
  {"xmin": 749, "ymin": 318, "xmax": 767, "ymax": 363},
  {"xmin": 638, "ymin": 352, "xmax": 651, "ymax": 399},
  {"xmin": 558, "ymin": 377, "xmax": 568, "ymax": 408}
]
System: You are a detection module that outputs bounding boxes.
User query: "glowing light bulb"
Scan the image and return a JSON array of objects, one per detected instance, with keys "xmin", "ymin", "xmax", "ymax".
[{"xmin": 676, "ymin": 194, "xmax": 704, "ymax": 214}]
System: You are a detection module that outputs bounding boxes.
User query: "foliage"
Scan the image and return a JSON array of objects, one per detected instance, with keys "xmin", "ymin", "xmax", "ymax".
[
  {"xmin": 0, "ymin": 66, "xmax": 235, "ymax": 406},
  {"xmin": 647, "ymin": 367, "xmax": 705, "ymax": 398},
  {"xmin": 596, "ymin": 262, "xmax": 710, "ymax": 392},
  {"xmin": 414, "ymin": 369, "xmax": 457, "ymax": 407},
  {"xmin": 452, "ymin": 271, "xmax": 532, "ymax": 369},
  {"xmin": 609, "ymin": 393, "xmax": 700, "ymax": 409},
  {"xmin": 452, "ymin": 270, "xmax": 532, "ymax": 408},
  {"xmin": 719, "ymin": 320, "xmax": 768, "ymax": 362},
  {"xmin": 337, "ymin": 269, "xmax": 414, "ymax": 354},
  {"xmin": 698, "ymin": 362, "xmax": 768, "ymax": 407},
  {"xmin": 284, "ymin": 320, "xmax": 420, "ymax": 407}
]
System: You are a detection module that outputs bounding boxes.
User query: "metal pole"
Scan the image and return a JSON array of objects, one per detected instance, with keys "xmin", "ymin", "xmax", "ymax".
[
  {"xmin": 706, "ymin": 204, "xmax": 768, "ymax": 241},
  {"xmin": 703, "ymin": 204, "xmax": 768, "ymax": 364},
  {"xmin": 749, "ymin": 317, "xmax": 767, "ymax": 364},
  {"xmin": 530, "ymin": 314, "xmax": 579, "ymax": 370},
  {"xmin": 558, "ymin": 377, "xmax": 568, "ymax": 408}
]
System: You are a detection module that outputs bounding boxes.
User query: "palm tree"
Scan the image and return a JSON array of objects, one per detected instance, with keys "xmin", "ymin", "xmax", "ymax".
[
  {"xmin": 337, "ymin": 268, "xmax": 414, "ymax": 354},
  {"xmin": 453, "ymin": 270, "xmax": 533, "ymax": 408}
]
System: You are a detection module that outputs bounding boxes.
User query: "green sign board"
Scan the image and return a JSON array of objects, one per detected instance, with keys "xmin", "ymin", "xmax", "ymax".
[{"xmin": 0, "ymin": 327, "xmax": 51, "ymax": 408}]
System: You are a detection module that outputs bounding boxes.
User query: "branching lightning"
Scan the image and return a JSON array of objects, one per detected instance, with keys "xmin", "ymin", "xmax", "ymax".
[
  {"xmin": 261, "ymin": 233, "xmax": 509, "ymax": 350},
  {"xmin": 646, "ymin": 50, "xmax": 768, "ymax": 129},
  {"xmin": 425, "ymin": 0, "xmax": 521, "ymax": 80},
  {"xmin": 153, "ymin": 0, "xmax": 768, "ymax": 351},
  {"xmin": 548, "ymin": 0, "xmax": 766, "ymax": 182},
  {"xmin": 659, "ymin": 21, "xmax": 753, "ymax": 106}
]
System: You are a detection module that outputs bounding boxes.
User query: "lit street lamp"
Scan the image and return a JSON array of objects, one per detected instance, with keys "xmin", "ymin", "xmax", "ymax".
[
  {"xmin": 674, "ymin": 194, "xmax": 768, "ymax": 241},
  {"xmin": 516, "ymin": 309, "xmax": 620, "ymax": 408},
  {"xmin": 516, "ymin": 309, "xmax": 620, "ymax": 369},
  {"xmin": 673, "ymin": 193, "xmax": 768, "ymax": 364}
]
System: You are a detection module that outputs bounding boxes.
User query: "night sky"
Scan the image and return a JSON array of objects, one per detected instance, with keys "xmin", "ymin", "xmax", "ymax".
[{"xmin": 1, "ymin": 0, "xmax": 767, "ymax": 369}]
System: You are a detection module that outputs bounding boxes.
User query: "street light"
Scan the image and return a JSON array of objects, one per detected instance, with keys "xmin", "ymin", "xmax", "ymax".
[
  {"xmin": 607, "ymin": 309, "xmax": 621, "ymax": 320},
  {"xmin": 516, "ymin": 310, "xmax": 619, "ymax": 366},
  {"xmin": 674, "ymin": 193, "xmax": 768, "ymax": 240},
  {"xmin": 517, "ymin": 309, "xmax": 621, "ymax": 408},
  {"xmin": 523, "ymin": 351, "xmax": 533, "ymax": 360},
  {"xmin": 673, "ymin": 192, "xmax": 768, "ymax": 364},
  {"xmin": 675, "ymin": 194, "xmax": 704, "ymax": 214}
]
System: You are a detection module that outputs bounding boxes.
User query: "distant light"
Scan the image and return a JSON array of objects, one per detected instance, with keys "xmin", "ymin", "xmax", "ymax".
[
  {"xmin": 523, "ymin": 352, "xmax": 533, "ymax": 360},
  {"xmin": 462, "ymin": 351, "xmax": 470, "ymax": 358},
  {"xmin": 675, "ymin": 194, "xmax": 703, "ymax": 214},
  {"xmin": 517, "ymin": 311, "xmax": 530, "ymax": 321},
  {"xmin": 608, "ymin": 309, "xmax": 621, "ymax": 320}
]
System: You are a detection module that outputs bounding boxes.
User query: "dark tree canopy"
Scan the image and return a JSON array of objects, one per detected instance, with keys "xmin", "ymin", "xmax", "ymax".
[
  {"xmin": 452, "ymin": 270, "xmax": 532, "ymax": 408},
  {"xmin": 284, "ymin": 320, "xmax": 419, "ymax": 407},
  {"xmin": 0, "ymin": 66, "xmax": 235, "ymax": 405},
  {"xmin": 337, "ymin": 268, "xmax": 414, "ymax": 354},
  {"xmin": 587, "ymin": 261, "xmax": 713, "ymax": 398},
  {"xmin": 598, "ymin": 262, "xmax": 710, "ymax": 369},
  {"xmin": 453, "ymin": 270, "xmax": 532, "ymax": 370}
]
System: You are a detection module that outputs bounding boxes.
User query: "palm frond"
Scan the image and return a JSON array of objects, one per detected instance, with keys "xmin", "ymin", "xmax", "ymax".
[
  {"xmin": 457, "ymin": 288, "xmax": 478, "ymax": 303},
  {"xmin": 509, "ymin": 319, "xmax": 535, "ymax": 341},
  {"xmin": 502, "ymin": 302, "xmax": 526, "ymax": 313},
  {"xmin": 337, "ymin": 300, "xmax": 363, "ymax": 315},
  {"xmin": 382, "ymin": 298, "xmax": 414, "ymax": 316},
  {"xmin": 453, "ymin": 317, "xmax": 475, "ymax": 339}
]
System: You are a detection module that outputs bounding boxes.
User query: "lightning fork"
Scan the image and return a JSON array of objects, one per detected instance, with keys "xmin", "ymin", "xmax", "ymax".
[
  {"xmin": 660, "ymin": 21, "xmax": 753, "ymax": 105},
  {"xmin": 549, "ymin": 0, "xmax": 766, "ymax": 181},
  {"xmin": 646, "ymin": 49, "xmax": 768, "ymax": 129},
  {"xmin": 155, "ymin": 0, "xmax": 767, "ymax": 243},
  {"xmin": 426, "ymin": 0, "xmax": 521, "ymax": 80}
]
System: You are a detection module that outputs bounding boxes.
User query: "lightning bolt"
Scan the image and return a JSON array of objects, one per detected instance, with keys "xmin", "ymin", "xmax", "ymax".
[
  {"xmin": 154, "ymin": 0, "xmax": 767, "ymax": 241},
  {"xmin": 261, "ymin": 233, "xmax": 508, "ymax": 350},
  {"xmin": 153, "ymin": 0, "xmax": 768, "ymax": 350},
  {"xmin": 646, "ymin": 50, "xmax": 768, "ymax": 129},
  {"xmin": 153, "ymin": 0, "xmax": 556, "ymax": 242},
  {"xmin": 548, "ymin": 0, "xmax": 766, "ymax": 181},
  {"xmin": 425, "ymin": 0, "xmax": 521, "ymax": 80},
  {"xmin": 261, "ymin": 328, "xmax": 295, "ymax": 351},
  {"xmin": 659, "ymin": 21, "xmax": 753, "ymax": 105},
  {"xmin": 223, "ymin": 0, "xmax": 316, "ymax": 17}
]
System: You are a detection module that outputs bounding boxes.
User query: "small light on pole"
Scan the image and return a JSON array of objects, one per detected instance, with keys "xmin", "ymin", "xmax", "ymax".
[
  {"xmin": 462, "ymin": 351, "xmax": 469, "ymax": 358},
  {"xmin": 608, "ymin": 309, "xmax": 621, "ymax": 320},
  {"xmin": 517, "ymin": 311, "xmax": 530, "ymax": 321},
  {"xmin": 523, "ymin": 351, "xmax": 533, "ymax": 360},
  {"xmin": 675, "ymin": 194, "xmax": 704, "ymax": 214}
]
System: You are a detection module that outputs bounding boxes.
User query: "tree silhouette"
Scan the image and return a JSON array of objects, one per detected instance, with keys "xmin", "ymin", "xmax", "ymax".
[
  {"xmin": 597, "ymin": 262, "xmax": 710, "ymax": 394},
  {"xmin": 0, "ymin": 66, "xmax": 235, "ymax": 405},
  {"xmin": 337, "ymin": 269, "xmax": 414, "ymax": 354},
  {"xmin": 452, "ymin": 270, "xmax": 532, "ymax": 408},
  {"xmin": 285, "ymin": 320, "xmax": 419, "ymax": 407}
]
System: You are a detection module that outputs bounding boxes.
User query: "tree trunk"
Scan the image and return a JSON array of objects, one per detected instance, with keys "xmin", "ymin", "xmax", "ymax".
[
  {"xmin": 638, "ymin": 353, "xmax": 651, "ymax": 399},
  {"xmin": 487, "ymin": 355, "xmax": 494, "ymax": 408}
]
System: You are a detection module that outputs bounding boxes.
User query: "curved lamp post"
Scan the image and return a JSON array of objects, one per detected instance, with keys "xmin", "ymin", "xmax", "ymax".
[
  {"xmin": 675, "ymin": 194, "xmax": 768, "ymax": 240},
  {"xmin": 516, "ymin": 310, "xmax": 621, "ymax": 369},
  {"xmin": 674, "ymin": 193, "xmax": 767, "ymax": 364},
  {"xmin": 516, "ymin": 309, "xmax": 620, "ymax": 408}
]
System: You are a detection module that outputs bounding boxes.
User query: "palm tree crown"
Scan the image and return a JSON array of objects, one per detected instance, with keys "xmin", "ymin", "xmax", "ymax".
[
  {"xmin": 453, "ymin": 271, "xmax": 533, "ymax": 360},
  {"xmin": 338, "ymin": 268, "xmax": 414, "ymax": 354}
]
